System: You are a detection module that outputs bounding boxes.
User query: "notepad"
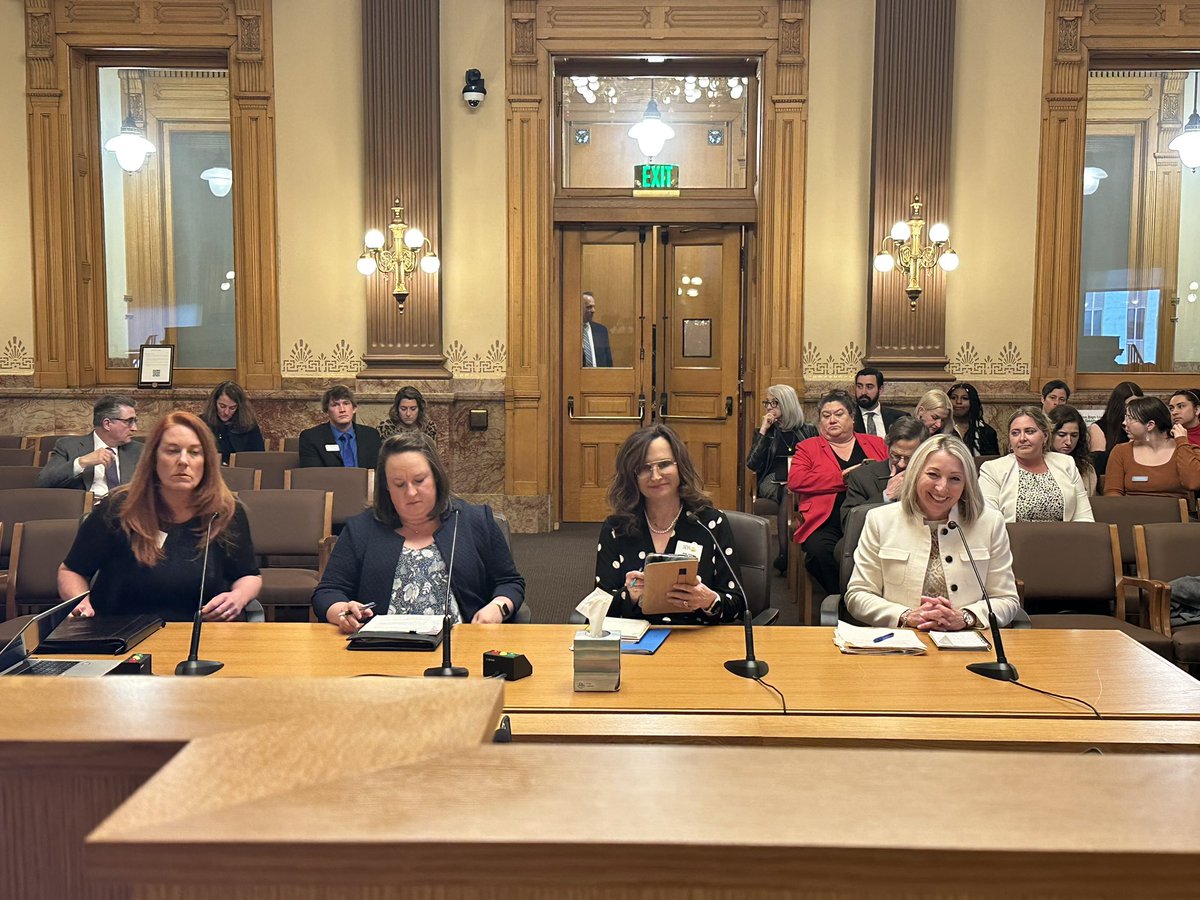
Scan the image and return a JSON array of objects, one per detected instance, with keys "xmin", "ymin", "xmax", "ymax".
[
  {"xmin": 833, "ymin": 621, "xmax": 926, "ymax": 655},
  {"xmin": 603, "ymin": 617, "xmax": 650, "ymax": 641},
  {"xmin": 356, "ymin": 614, "xmax": 442, "ymax": 637},
  {"xmin": 928, "ymin": 630, "xmax": 990, "ymax": 650},
  {"xmin": 620, "ymin": 628, "xmax": 670, "ymax": 655}
]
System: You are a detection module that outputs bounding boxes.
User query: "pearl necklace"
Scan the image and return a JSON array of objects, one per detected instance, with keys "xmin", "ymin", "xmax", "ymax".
[{"xmin": 646, "ymin": 505, "xmax": 683, "ymax": 535}]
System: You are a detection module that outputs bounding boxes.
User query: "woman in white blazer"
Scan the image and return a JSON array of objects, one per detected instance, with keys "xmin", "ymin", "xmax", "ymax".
[
  {"xmin": 846, "ymin": 434, "xmax": 1021, "ymax": 630},
  {"xmin": 978, "ymin": 406, "xmax": 1094, "ymax": 523}
]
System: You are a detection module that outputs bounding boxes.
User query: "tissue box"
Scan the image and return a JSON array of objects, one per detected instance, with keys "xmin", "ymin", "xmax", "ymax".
[{"xmin": 573, "ymin": 630, "xmax": 621, "ymax": 692}]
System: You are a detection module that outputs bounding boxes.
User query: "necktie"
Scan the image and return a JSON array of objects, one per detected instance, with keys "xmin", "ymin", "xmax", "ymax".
[
  {"xmin": 338, "ymin": 432, "xmax": 356, "ymax": 468},
  {"xmin": 583, "ymin": 324, "xmax": 594, "ymax": 367},
  {"xmin": 922, "ymin": 525, "xmax": 949, "ymax": 600},
  {"xmin": 865, "ymin": 412, "xmax": 876, "ymax": 435},
  {"xmin": 104, "ymin": 454, "xmax": 120, "ymax": 490}
]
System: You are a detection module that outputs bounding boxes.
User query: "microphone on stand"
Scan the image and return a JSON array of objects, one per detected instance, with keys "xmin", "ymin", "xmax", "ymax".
[
  {"xmin": 425, "ymin": 508, "xmax": 467, "ymax": 678},
  {"xmin": 176, "ymin": 512, "xmax": 224, "ymax": 676},
  {"xmin": 948, "ymin": 521, "xmax": 1018, "ymax": 683},
  {"xmin": 686, "ymin": 511, "xmax": 768, "ymax": 680}
]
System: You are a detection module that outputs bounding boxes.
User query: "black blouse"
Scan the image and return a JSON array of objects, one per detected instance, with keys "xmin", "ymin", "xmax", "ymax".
[
  {"xmin": 63, "ymin": 495, "xmax": 260, "ymax": 621},
  {"xmin": 207, "ymin": 421, "xmax": 266, "ymax": 464},
  {"xmin": 746, "ymin": 424, "xmax": 819, "ymax": 486},
  {"xmin": 594, "ymin": 506, "xmax": 744, "ymax": 625}
]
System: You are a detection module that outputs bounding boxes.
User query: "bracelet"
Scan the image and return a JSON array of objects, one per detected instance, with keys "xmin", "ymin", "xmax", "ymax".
[
  {"xmin": 704, "ymin": 593, "xmax": 722, "ymax": 616},
  {"xmin": 898, "ymin": 608, "xmax": 913, "ymax": 628},
  {"xmin": 493, "ymin": 599, "xmax": 512, "ymax": 621}
]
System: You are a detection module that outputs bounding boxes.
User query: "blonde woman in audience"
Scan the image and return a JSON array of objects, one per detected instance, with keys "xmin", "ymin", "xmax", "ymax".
[
  {"xmin": 914, "ymin": 389, "xmax": 954, "ymax": 435},
  {"xmin": 1103, "ymin": 396, "xmax": 1200, "ymax": 499},
  {"xmin": 846, "ymin": 434, "xmax": 1020, "ymax": 630},
  {"xmin": 979, "ymin": 406, "xmax": 1093, "ymax": 522},
  {"xmin": 1047, "ymin": 404, "xmax": 1098, "ymax": 496}
]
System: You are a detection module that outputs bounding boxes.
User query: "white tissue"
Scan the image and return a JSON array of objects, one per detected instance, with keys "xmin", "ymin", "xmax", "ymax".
[{"xmin": 576, "ymin": 588, "xmax": 614, "ymax": 638}]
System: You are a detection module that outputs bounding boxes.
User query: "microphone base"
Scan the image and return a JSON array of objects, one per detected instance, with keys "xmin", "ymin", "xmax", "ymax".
[
  {"xmin": 424, "ymin": 665, "xmax": 469, "ymax": 678},
  {"xmin": 175, "ymin": 658, "xmax": 224, "ymax": 677},
  {"xmin": 967, "ymin": 660, "xmax": 1019, "ymax": 682},
  {"xmin": 725, "ymin": 658, "xmax": 769, "ymax": 680}
]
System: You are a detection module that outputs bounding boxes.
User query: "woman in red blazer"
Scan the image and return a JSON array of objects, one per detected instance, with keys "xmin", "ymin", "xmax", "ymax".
[{"xmin": 788, "ymin": 389, "xmax": 888, "ymax": 594}]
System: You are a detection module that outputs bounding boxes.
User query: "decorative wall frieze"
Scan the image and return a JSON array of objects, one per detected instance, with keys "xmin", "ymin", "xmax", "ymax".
[
  {"xmin": 0, "ymin": 337, "xmax": 35, "ymax": 374},
  {"xmin": 282, "ymin": 339, "xmax": 363, "ymax": 376},
  {"xmin": 801, "ymin": 341, "xmax": 863, "ymax": 379},
  {"xmin": 446, "ymin": 340, "xmax": 507, "ymax": 377},
  {"xmin": 951, "ymin": 341, "xmax": 1030, "ymax": 378}
]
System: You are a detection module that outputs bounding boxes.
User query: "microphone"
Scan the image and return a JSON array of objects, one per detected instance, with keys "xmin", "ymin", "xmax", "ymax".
[
  {"xmin": 425, "ymin": 508, "xmax": 468, "ymax": 677},
  {"xmin": 948, "ymin": 521, "xmax": 1018, "ymax": 683},
  {"xmin": 686, "ymin": 511, "xmax": 768, "ymax": 680},
  {"xmin": 176, "ymin": 511, "xmax": 224, "ymax": 676}
]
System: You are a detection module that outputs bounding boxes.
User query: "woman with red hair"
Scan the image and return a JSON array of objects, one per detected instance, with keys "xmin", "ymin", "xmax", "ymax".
[{"xmin": 58, "ymin": 411, "xmax": 261, "ymax": 621}]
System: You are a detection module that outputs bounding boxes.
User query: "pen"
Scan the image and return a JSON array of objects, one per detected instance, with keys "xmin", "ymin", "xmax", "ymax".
[
  {"xmin": 338, "ymin": 602, "xmax": 376, "ymax": 618},
  {"xmin": 872, "ymin": 632, "xmax": 895, "ymax": 643}
]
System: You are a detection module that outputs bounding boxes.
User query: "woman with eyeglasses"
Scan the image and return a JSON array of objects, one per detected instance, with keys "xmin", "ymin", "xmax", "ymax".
[
  {"xmin": 1103, "ymin": 396, "xmax": 1200, "ymax": 499},
  {"xmin": 595, "ymin": 425, "xmax": 743, "ymax": 624},
  {"xmin": 200, "ymin": 381, "xmax": 265, "ymax": 465},
  {"xmin": 746, "ymin": 384, "xmax": 816, "ymax": 572},
  {"xmin": 1047, "ymin": 404, "xmax": 1098, "ymax": 496},
  {"xmin": 1168, "ymin": 389, "xmax": 1200, "ymax": 447},
  {"xmin": 948, "ymin": 382, "xmax": 999, "ymax": 455}
]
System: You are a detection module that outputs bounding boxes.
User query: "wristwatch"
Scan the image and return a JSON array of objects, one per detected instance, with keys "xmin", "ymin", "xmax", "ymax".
[
  {"xmin": 704, "ymin": 593, "xmax": 722, "ymax": 616},
  {"xmin": 494, "ymin": 599, "xmax": 512, "ymax": 622},
  {"xmin": 962, "ymin": 608, "xmax": 980, "ymax": 629}
]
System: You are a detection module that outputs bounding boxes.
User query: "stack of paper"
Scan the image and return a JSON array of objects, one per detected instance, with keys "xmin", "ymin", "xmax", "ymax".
[
  {"xmin": 928, "ymin": 630, "xmax": 990, "ymax": 650},
  {"xmin": 602, "ymin": 617, "xmax": 650, "ymax": 641},
  {"xmin": 833, "ymin": 621, "xmax": 926, "ymax": 655},
  {"xmin": 346, "ymin": 614, "xmax": 444, "ymax": 651}
]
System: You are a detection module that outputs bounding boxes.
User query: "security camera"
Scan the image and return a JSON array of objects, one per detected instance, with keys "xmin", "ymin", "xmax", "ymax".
[{"xmin": 463, "ymin": 68, "xmax": 487, "ymax": 109}]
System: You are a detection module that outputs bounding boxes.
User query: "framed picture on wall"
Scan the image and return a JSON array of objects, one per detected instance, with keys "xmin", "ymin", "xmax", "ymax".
[{"xmin": 137, "ymin": 344, "xmax": 176, "ymax": 388}]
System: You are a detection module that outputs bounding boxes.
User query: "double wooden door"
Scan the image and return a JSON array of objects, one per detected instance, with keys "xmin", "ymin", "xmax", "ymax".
[{"xmin": 561, "ymin": 225, "xmax": 743, "ymax": 522}]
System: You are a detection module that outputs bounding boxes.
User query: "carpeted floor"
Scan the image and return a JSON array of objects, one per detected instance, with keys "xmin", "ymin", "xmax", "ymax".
[{"xmin": 510, "ymin": 523, "xmax": 801, "ymax": 625}]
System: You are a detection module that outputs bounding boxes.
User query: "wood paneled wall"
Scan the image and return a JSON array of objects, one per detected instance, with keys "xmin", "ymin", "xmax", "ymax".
[
  {"xmin": 865, "ymin": 0, "xmax": 955, "ymax": 379},
  {"xmin": 360, "ymin": 0, "xmax": 447, "ymax": 378}
]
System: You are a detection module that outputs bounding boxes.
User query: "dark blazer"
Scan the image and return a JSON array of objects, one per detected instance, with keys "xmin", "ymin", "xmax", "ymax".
[
  {"xmin": 311, "ymin": 500, "xmax": 525, "ymax": 623},
  {"xmin": 840, "ymin": 459, "xmax": 894, "ymax": 532},
  {"xmin": 37, "ymin": 434, "xmax": 144, "ymax": 490},
  {"xmin": 853, "ymin": 405, "xmax": 906, "ymax": 435},
  {"xmin": 207, "ymin": 421, "xmax": 265, "ymax": 465},
  {"xmin": 959, "ymin": 421, "xmax": 1000, "ymax": 456},
  {"xmin": 297, "ymin": 422, "xmax": 381, "ymax": 469},
  {"xmin": 587, "ymin": 321, "xmax": 613, "ymax": 367}
]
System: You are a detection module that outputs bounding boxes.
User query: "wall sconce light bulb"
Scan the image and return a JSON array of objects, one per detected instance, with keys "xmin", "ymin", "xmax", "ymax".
[
  {"xmin": 691, "ymin": 276, "xmax": 702, "ymax": 285},
  {"xmin": 938, "ymin": 251, "xmax": 960, "ymax": 272},
  {"xmin": 357, "ymin": 254, "xmax": 378, "ymax": 276},
  {"xmin": 364, "ymin": 229, "xmax": 386, "ymax": 250},
  {"xmin": 890, "ymin": 221, "xmax": 911, "ymax": 242},
  {"xmin": 928, "ymin": 222, "xmax": 950, "ymax": 243},
  {"xmin": 420, "ymin": 254, "xmax": 441, "ymax": 274},
  {"xmin": 403, "ymin": 227, "xmax": 425, "ymax": 250},
  {"xmin": 873, "ymin": 252, "xmax": 896, "ymax": 273},
  {"xmin": 225, "ymin": 271, "xmax": 235, "ymax": 280}
]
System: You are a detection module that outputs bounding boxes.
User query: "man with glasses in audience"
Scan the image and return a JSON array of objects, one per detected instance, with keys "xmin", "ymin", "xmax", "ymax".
[
  {"xmin": 841, "ymin": 416, "xmax": 929, "ymax": 531},
  {"xmin": 38, "ymin": 394, "xmax": 143, "ymax": 496}
]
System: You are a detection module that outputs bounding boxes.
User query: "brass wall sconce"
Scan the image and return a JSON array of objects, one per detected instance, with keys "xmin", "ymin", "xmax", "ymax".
[
  {"xmin": 872, "ymin": 194, "xmax": 959, "ymax": 310},
  {"xmin": 357, "ymin": 198, "xmax": 440, "ymax": 312}
]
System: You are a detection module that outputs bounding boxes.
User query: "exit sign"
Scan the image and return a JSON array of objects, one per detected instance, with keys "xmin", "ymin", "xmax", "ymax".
[{"xmin": 634, "ymin": 163, "xmax": 679, "ymax": 190}]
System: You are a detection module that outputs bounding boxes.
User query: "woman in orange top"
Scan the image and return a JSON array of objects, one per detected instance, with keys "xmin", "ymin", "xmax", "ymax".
[
  {"xmin": 788, "ymin": 389, "xmax": 887, "ymax": 594},
  {"xmin": 1103, "ymin": 396, "xmax": 1200, "ymax": 499}
]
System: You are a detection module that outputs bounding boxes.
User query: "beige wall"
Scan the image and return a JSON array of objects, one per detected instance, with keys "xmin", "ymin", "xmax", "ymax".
[{"xmin": 0, "ymin": 0, "xmax": 35, "ymax": 374}]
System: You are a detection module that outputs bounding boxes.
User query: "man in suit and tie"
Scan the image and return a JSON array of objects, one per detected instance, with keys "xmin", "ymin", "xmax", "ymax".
[
  {"xmin": 581, "ymin": 291, "xmax": 613, "ymax": 367},
  {"xmin": 298, "ymin": 385, "xmax": 382, "ymax": 469},
  {"xmin": 38, "ymin": 394, "xmax": 144, "ymax": 496},
  {"xmin": 852, "ymin": 366, "xmax": 905, "ymax": 437},
  {"xmin": 840, "ymin": 417, "xmax": 927, "ymax": 531}
]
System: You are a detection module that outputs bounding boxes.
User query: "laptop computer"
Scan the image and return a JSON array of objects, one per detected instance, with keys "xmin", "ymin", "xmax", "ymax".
[{"xmin": 0, "ymin": 596, "xmax": 123, "ymax": 677}]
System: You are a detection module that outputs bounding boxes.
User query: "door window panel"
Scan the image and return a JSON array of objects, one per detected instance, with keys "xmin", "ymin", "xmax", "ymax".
[
  {"xmin": 579, "ymin": 244, "xmax": 637, "ymax": 369},
  {"xmin": 670, "ymin": 244, "xmax": 723, "ymax": 368}
]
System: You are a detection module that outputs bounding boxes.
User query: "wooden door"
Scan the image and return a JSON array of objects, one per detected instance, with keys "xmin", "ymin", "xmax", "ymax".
[{"xmin": 561, "ymin": 225, "xmax": 743, "ymax": 521}]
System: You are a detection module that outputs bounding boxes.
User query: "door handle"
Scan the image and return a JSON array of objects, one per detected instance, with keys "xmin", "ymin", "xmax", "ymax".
[
  {"xmin": 660, "ymin": 396, "xmax": 734, "ymax": 422},
  {"xmin": 568, "ymin": 394, "xmax": 646, "ymax": 423}
]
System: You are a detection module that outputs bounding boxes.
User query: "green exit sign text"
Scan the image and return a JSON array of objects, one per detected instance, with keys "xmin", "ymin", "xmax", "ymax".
[{"xmin": 634, "ymin": 163, "xmax": 679, "ymax": 190}]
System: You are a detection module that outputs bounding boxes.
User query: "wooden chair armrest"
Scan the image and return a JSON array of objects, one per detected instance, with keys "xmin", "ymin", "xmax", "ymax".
[
  {"xmin": 318, "ymin": 534, "xmax": 338, "ymax": 577},
  {"xmin": 1117, "ymin": 576, "xmax": 1171, "ymax": 635}
]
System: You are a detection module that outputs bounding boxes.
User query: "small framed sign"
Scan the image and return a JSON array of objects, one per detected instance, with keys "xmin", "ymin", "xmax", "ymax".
[{"xmin": 137, "ymin": 344, "xmax": 176, "ymax": 388}]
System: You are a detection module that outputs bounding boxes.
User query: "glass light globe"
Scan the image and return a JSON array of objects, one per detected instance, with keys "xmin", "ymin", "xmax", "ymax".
[
  {"xmin": 104, "ymin": 132, "xmax": 156, "ymax": 173},
  {"xmin": 928, "ymin": 222, "xmax": 950, "ymax": 243},
  {"xmin": 1190, "ymin": 282, "xmax": 1199, "ymax": 291},
  {"xmin": 873, "ymin": 252, "xmax": 895, "ymax": 273},
  {"xmin": 200, "ymin": 167, "xmax": 233, "ymax": 197},
  {"xmin": 1082, "ymin": 166, "xmax": 1108, "ymax": 195},
  {"xmin": 419, "ymin": 254, "xmax": 440, "ymax": 274},
  {"xmin": 686, "ymin": 287, "xmax": 699, "ymax": 297},
  {"xmin": 890, "ymin": 221, "xmax": 911, "ymax": 242},
  {"xmin": 403, "ymin": 227, "xmax": 425, "ymax": 250},
  {"xmin": 220, "ymin": 281, "xmax": 230, "ymax": 291},
  {"xmin": 364, "ymin": 229, "xmax": 386, "ymax": 250},
  {"xmin": 225, "ymin": 270, "xmax": 235, "ymax": 280},
  {"xmin": 1169, "ymin": 118, "xmax": 1200, "ymax": 170},
  {"xmin": 681, "ymin": 275, "xmax": 691, "ymax": 284},
  {"xmin": 628, "ymin": 100, "xmax": 675, "ymax": 159},
  {"xmin": 692, "ymin": 276, "xmax": 702, "ymax": 285},
  {"xmin": 938, "ymin": 251, "xmax": 960, "ymax": 272},
  {"xmin": 357, "ymin": 254, "xmax": 378, "ymax": 276}
]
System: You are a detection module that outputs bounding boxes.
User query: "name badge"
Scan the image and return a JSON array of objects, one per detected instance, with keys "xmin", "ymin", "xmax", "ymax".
[
  {"xmin": 675, "ymin": 540, "xmax": 703, "ymax": 560},
  {"xmin": 156, "ymin": 530, "xmax": 168, "ymax": 549},
  {"xmin": 325, "ymin": 444, "xmax": 341, "ymax": 452},
  {"xmin": 1131, "ymin": 475, "xmax": 1149, "ymax": 482}
]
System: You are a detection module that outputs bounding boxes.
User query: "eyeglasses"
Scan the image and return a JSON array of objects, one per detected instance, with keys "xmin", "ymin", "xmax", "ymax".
[
  {"xmin": 636, "ymin": 460, "xmax": 677, "ymax": 478},
  {"xmin": 761, "ymin": 399, "xmax": 780, "ymax": 408},
  {"xmin": 110, "ymin": 416, "xmax": 138, "ymax": 426}
]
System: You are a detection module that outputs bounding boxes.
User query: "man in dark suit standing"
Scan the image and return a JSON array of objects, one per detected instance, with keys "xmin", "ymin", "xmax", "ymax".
[
  {"xmin": 582, "ymin": 291, "xmax": 613, "ymax": 367},
  {"xmin": 840, "ymin": 417, "xmax": 927, "ymax": 531},
  {"xmin": 852, "ymin": 366, "xmax": 905, "ymax": 437},
  {"xmin": 298, "ymin": 385, "xmax": 382, "ymax": 469},
  {"xmin": 38, "ymin": 394, "xmax": 144, "ymax": 497}
]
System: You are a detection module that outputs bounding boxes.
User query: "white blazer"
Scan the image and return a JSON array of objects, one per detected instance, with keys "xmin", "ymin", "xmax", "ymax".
[
  {"xmin": 845, "ymin": 503, "xmax": 1021, "ymax": 628},
  {"xmin": 978, "ymin": 452, "xmax": 1094, "ymax": 523}
]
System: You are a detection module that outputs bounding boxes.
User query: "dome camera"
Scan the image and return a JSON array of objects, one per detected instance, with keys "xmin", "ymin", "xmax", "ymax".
[{"xmin": 463, "ymin": 68, "xmax": 487, "ymax": 109}]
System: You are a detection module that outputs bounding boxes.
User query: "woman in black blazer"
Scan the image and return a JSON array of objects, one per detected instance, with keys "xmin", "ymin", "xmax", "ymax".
[
  {"xmin": 948, "ymin": 382, "xmax": 999, "ymax": 456},
  {"xmin": 312, "ymin": 432, "xmax": 524, "ymax": 632}
]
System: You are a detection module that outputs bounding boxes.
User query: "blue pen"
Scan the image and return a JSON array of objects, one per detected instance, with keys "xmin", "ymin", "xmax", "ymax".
[{"xmin": 873, "ymin": 632, "xmax": 895, "ymax": 643}]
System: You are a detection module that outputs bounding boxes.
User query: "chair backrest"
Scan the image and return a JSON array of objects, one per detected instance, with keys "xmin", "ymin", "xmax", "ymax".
[
  {"xmin": 0, "ymin": 488, "xmax": 92, "ymax": 565},
  {"xmin": 1089, "ymin": 495, "xmax": 1188, "ymax": 567},
  {"xmin": 1006, "ymin": 521, "xmax": 1119, "ymax": 608},
  {"xmin": 831, "ymin": 502, "xmax": 884, "ymax": 624},
  {"xmin": 219, "ymin": 466, "xmax": 261, "ymax": 492},
  {"xmin": 0, "ymin": 435, "xmax": 24, "ymax": 449},
  {"xmin": 1135, "ymin": 522, "xmax": 1199, "ymax": 585},
  {"xmin": 0, "ymin": 447, "xmax": 36, "ymax": 467},
  {"xmin": 493, "ymin": 510, "xmax": 512, "ymax": 547},
  {"xmin": 6, "ymin": 519, "xmax": 81, "ymax": 620},
  {"xmin": 973, "ymin": 454, "xmax": 1000, "ymax": 471},
  {"xmin": 0, "ymin": 467, "xmax": 43, "ymax": 490},
  {"xmin": 719, "ymin": 509, "xmax": 770, "ymax": 617},
  {"xmin": 31, "ymin": 434, "xmax": 76, "ymax": 465},
  {"xmin": 284, "ymin": 468, "xmax": 370, "ymax": 529},
  {"xmin": 228, "ymin": 451, "xmax": 300, "ymax": 490},
  {"xmin": 282, "ymin": 436, "xmax": 300, "ymax": 452},
  {"xmin": 237, "ymin": 489, "xmax": 332, "ymax": 560}
]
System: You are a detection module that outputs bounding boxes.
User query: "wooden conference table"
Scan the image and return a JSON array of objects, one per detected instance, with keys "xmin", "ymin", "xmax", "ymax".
[{"xmin": 71, "ymin": 622, "xmax": 1200, "ymax": 752}]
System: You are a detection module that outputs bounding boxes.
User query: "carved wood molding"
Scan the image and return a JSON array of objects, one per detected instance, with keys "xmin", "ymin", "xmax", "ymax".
[
  {"xmin": 23, "ymin": 0, "xmax": 280, "ymax": 390},
  {"xmin": 504, "ymin": 0, "xmax": 808, "ymax": 502},
  {"xmin": 1031, "ymin": 0, "xmax": 1200, "ymax": 391}
]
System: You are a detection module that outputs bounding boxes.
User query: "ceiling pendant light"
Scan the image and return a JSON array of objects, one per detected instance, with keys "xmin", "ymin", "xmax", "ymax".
[
  {"xmin": 200, "ymin": 167, "xmax": 233, "ymax": 197},
  {"xmin": 1169, "ymin": 71, "xmax": 1200, "ymax": 171},
  {"xmin": 628, "ymin": 94, "xmax": 675, "ymax": 161},
  {"xmin": 104, "ymin": 114, "xmax": 156, "ymax": 173}
]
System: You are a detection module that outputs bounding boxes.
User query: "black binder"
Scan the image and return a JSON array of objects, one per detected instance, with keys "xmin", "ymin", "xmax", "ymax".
[
  {"xmin": 37, "ymin": 615, "xmax": 165, "ymax": 655},
  {"xmin": 346, "ymin": 632, "xmax": 443, "ymax": 652}
]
